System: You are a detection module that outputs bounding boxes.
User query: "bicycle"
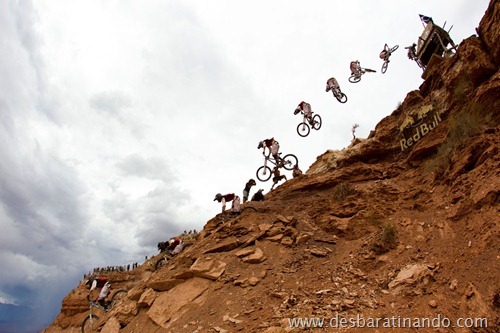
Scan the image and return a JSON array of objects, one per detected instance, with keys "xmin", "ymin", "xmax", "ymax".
[
  {"xmin": 331, "ymin": 87, "xmax": 348, "ymax": 103},
  {"xmin": 154, "ymin": 243, "xmax": 194, "ymax": 270},
  {"xmin": 405, "ymin": 44, "xmax": 425, "ymax": 70},
  {"xmin": 295, "ymin": 110, "xmax": 322, "ymax": 137},
  {"xmin": 348, "ymin": 67, "xmax": 376, "ymax": 83},
  {"xmin": 256, "ymin": 152, "xmax": 298, "ymax": 182},
  {"xmin": 381, "ymin": 44, "xmax": 399, "ymax": 74},
  {"xmin": 81, "ymin": 289, "xmax": 128, "ymax": 333}
]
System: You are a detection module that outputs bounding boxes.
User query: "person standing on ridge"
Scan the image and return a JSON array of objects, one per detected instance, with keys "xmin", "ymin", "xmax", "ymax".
[
  {"xmin": 243, "ymin": 178, "xmax": 256, "ymax": 203},
  {"xmin": 214, "ymin": 193, "xmax": 236, "ymax": 214},
  {"xmin": 292, "ymin": 164, "xmax": 303, "ymax": 178}
]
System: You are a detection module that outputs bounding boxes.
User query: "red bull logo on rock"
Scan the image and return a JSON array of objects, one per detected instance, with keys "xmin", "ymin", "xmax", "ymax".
[{"xmin": 399, "ymin": 105, "xmax": 443, "ymax": 151}]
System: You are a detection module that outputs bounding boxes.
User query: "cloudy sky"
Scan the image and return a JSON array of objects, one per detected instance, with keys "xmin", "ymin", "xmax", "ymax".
[{"xmin": 0, "ymin": 0, "xmax": 489, "ymax": 331}]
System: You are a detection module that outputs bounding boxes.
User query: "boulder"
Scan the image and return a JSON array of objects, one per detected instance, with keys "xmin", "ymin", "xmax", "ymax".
[
  {"xmin": 266, "ymin": 234, "xmax": 284, "ymax": 242},
  {"xmin": 147, "ymin": 278, "xmax": 184, "ymax": 292},
  {"xmin": 100, "ymin": 316, "xmax": 120, "ymax": 333},
  {"xmin": 235, "ymin": 248, "xmax": 255, "ymax": 258},
  {"xmin": 241, "ymin": 247, "xmax": 266, "ymax": 264},
  {"xmin": 280, "ymin": 237, "xmax": 294, "ymax": 247},
  {"xmin": 296, "ymin": 233, "xmax": 313, "ymax": 245},
  {"xmin": 190, "ymin": 257, "xmax": 227, "ymax": 280},
  {"xmin": 388, "ymin": 264, "xmax": 433, "ymax": 289},
  {"xmin": 138, "ymin": 288, "xmax": 157, "ymax": 307},
  {"xmin": 203, "ymin": 237, "xmax": 240, "ymax": 254},
  {"xmin": 148, "ymin": 278, "xmax": 211, "ymax": 329}
]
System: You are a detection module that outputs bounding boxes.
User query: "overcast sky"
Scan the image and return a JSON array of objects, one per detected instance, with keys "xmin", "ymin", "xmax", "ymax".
[{"xmin": 0, "ymin": 0, "xmax": 490, "ymax": 331}]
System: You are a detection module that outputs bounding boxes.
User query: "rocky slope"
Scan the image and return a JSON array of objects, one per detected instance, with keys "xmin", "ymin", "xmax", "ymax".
[{"xmin": 43, "ymin": 2, "xmax": 499, "ymax": 332}]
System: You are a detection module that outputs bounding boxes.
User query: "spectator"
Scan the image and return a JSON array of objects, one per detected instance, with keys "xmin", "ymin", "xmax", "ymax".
[
  {"xmin": 292, "ymin": 164, "xmax": 303, "ymax": 178},
  {"xmin": 243, "ymin": 179, "xmax": 256, "ymax": 203},
  {"xmin": 251, "ymin": 189, "xmax": 265, "ymax": 201},
  {"xmin": 214, "ymin": 193, "xmax": 236, "ymax": 214}
]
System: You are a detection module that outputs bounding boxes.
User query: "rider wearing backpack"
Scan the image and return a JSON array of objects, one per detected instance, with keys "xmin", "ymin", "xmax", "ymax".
[
  {"xmin": 325, "ymin": 77, "xmax": 341, "ymax": 93},
  {"xmin": 257, "ymin": 138, "xmax": 275, "ymax": 158},
  {"xmin": 167, "ymin": 237, "xmax": 184, "ymax": 255},
  {"xmin": 379, "ymin": 44, "xmax": 390, "ymax": 61},
  {"xmin": 86, "ymin": 276, "xmax": 111, "ymax": 308},
  {"xmin": 350, "ymin": 60, "xmax": 361, "ymax": 75},
  {"xmin": 294, "ymin": 101, "xmax": 313, "ymax": 124}
]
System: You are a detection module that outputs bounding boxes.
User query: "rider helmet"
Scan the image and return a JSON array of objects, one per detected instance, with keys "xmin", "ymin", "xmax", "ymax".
[{"xmin": 214, "ymin": 193, "xmax": 222, "ymax": 201}]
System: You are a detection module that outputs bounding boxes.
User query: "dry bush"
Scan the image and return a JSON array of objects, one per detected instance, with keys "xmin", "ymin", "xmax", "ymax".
[
  {"xmin": 332, "ymin": 181, "xmax": 355, "ymax": 202},
  {"xmin": 427, "ymin": 107, "xmax": 488, "ymax": 175},
  {"xmin": 370, "ymin": 224, "xmax": 398, "ymax": 255}
]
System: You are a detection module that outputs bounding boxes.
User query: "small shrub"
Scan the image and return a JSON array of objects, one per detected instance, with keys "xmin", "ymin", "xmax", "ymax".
[
  {"xmin": 453, "ymin": 74, "xmax": 473, "ymax": 104},
  {"xmin": 365, "ymin": 212, "xmax": 383, "ymax": 226},
  {"xmin": 371, "ymin": 224, "xmax": 398, "ymax": 255},
  {"xmin": 332, "ymin": 181, "xmax": 355, "ymax": 202},
  {"xmin": 427, "ymin": 109, "xmax": 486, "ymax": 175}
]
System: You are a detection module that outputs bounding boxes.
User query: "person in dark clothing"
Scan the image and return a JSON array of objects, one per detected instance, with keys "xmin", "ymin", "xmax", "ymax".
[
  {"xmin": 251, "ymin": 189, "xmax": 265, "ymax": 201},
  {"xmin": 243, "ymin": 179, "xmax": 256, "ymax": 203}
]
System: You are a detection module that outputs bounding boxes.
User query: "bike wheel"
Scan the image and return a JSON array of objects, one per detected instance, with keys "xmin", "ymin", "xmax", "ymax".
[
  {"xmin": 336, "ymin": 92, "xmax": 348, "ymax": 103},
  {"xmin": 256, "ymin": 166, "xmax": 272, "ymax": 182},
  {"xmin": 390, "ymin": 45, "xmax": 399, "ymax": 53},
  {"xmin": 242, "ymin": 206, "xmax": 257, "ymax": 213},
  {"xmin": 348, "ymin": 75, "xmax": 361, "ymax": 83},
  {"xmin": 281, "ymin": 154, "xmax": 298, "ymax": 171},
  {"xmin": 381, "ymin": 61, "xmax": 388, "ymax": 74},
  {"xmin": 312, "ymin": 114, "xmax": 322, "ymax": 130},
  {"xmin": 155, "ymin": 257, "xmax": 168, "ymax": 270},
  {"xmin": 110, "ymin": 289, "xmax": 128, "ymax": 305},
  {"xmin": 81, "ymin": 314, "xmax": 100, "ymax": 333},
  {"xmin": 297, "ymin": 123, "xmax": 310, "ymax": 137}
]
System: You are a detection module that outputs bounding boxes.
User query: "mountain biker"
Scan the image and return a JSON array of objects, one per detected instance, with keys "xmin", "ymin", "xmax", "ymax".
[
  {"xmin": 214, "ymin": 193, "xmax": 236, "ymax": 213},
  {"xmin": 257, "ymin": 138, "xmax": 275, "ymax": 158},
  {"xmin": 251, "ymin": 189, "xmax": 265, "ymax": 201},
  {"xmin": 379, "ymin": 44, "xmax": 390, "ymax": 61},
  {"xmin": 167, "ymin": 236, "xmax": 184, "ymax": 255},
  {"xmin": 86, "ymin": 275, "xmax": 111, "ymax": 309},
  {"xmin": 350, "ymin": 60, "xmax": 361, "ymax": 76},
  {"xmin": 243, "ymin": 178, "xmax": 256, "ymax": 203},
  {"xmin": 294, "ymin": 101, "xmax": 313, "ymax": 124},
  {"xmin": 271, "ymin": 167, "xmax": 287, "ymax": 190},
  {"xmin": 270, "ymin": 139, "xmax": 281, "ymax": 164},
  {"xmin": 292, "ymin": 164, "xmax": 303, "ymax": 178},
  {"xmin": 406, "ymin": 43, "xmax": 417, "ymax": 60},
  {"xmin": 325, "ymin": 77, "xmax": 341, "ymax": 94}
]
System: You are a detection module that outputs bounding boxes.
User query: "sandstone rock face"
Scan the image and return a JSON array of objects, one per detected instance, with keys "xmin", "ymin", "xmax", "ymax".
[
  {"xmin": 190, "ymin": 256, "xmax": 227, "ymax": 280},
  {"xmin": 147, "ymin": 277, "xmax": 211, "ymax": 329},
  {"xmin": 43, "ymin": 3, "xmax": 500, "ymax": 332},
  {"xmin": 147, "ymin": 278, "xmax": 184, "ymax": 292},
  {"xmin": 137, "ymin": 288, "xmax": 157, "ymax": 307},
  {"xmin": 100, "ymin": 317, "xmax": 120, "ymax": 333}
]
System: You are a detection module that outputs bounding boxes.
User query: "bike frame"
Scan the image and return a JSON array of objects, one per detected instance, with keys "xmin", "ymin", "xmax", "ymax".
[
  {"xmin": 86, "ymin": 302, "xmax": 105, "ymax": 329},
  {"xmin": 262, "ymin": 152, "xmax": 281, "ymax": 169}
]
